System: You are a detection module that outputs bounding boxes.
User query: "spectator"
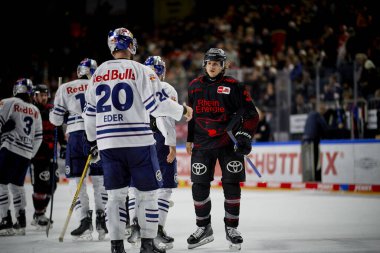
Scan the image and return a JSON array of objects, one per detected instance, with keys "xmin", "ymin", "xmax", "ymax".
[{"xmin": 254, "ymin": 107, "xmax": 272, "ymax": 142}]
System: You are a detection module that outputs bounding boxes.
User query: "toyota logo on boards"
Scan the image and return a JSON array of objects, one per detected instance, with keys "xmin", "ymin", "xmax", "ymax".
[{"xmin": 192, "ymin": 163, "xmax": 207, "ymax": 175}]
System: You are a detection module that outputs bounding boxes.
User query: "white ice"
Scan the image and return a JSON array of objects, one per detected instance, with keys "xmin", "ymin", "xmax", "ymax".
[{"xmin": 0, "ymin": 182, "xmax": 380, "ymax": 253}]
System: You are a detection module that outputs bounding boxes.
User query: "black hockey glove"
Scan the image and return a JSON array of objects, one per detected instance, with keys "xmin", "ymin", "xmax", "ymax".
[
  {"xmin": 1, "ymin": 119, "xmax": 15, "ymax": 133},
  {"xmin": 89, "ymin": 141, "xmax": 100, "ymax": 164},
  {"xmin": 150, "ymin": 115, "xmax": 158, "ymax": 132},
  {"xmin": 59, "ymin": 144, "xmax": 66, "ymax": 159},
  {"xmin": 234, "ymin": 131, "xmax": 252, "ymax": 156}
]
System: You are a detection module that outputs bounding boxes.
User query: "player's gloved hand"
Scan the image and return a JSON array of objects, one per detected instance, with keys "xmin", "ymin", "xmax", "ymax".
[
  {"xmin": 234, "ymin": 131, "xmax": 252, "ymax": 156},
  {"xmin": 59, "ymin": 144, "xmax": 66, "ymax": 159},
  {"xmin": 1, "ymin": 119, "xmax": 15, "ymax": 133},
  {"xmin": 150, "ymin": 115, "xmax": 158, "ymax": 132},
  {"xmin": 89, "ymin": 141, "xmax": 100, "ymax": 164}
]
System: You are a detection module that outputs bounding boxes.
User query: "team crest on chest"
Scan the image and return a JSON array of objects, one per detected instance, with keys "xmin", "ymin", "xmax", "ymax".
[{"xmin": 217, "ymin": 86, "xmax": 230, "ymax": 94}]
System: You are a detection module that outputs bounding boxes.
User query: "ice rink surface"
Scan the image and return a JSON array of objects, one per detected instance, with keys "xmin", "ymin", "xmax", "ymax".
[{"xmin": 0, "ymin": 182, "xmax": 380, "ymax": 253}]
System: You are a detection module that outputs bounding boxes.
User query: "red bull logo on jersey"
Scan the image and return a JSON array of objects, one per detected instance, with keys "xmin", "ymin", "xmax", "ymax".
[
  {"xmin": 66, "ymin": 84, "xmax": 88, "ymax": 94},
  {"xmin": 14, "ymin": 104, "xmax": 39, "ymax": 119},
  {"xmin": 93, "ymin": 69, "xmax": 135, "ymax": 83}
]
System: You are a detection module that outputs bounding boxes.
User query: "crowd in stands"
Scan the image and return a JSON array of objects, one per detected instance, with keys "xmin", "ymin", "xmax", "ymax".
[{"xmin": 1, "ymin": 0, "xmax": 379, "ymax": 142}]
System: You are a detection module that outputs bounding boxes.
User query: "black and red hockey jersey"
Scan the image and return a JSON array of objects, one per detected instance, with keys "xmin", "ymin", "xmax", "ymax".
[
  {"xmin": 33, "ymin": 103, "xmax": 66, "ymax": 160},
  {"xmin": 187, "ymin": 75, "xmax": 259, "ymax": 150}
]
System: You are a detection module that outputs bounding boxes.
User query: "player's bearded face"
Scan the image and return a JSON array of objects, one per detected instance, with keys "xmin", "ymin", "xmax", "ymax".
[
  {"xmin": 206, "ymin": 61, "xmax": 223, "ymax": 78},
  {"xmin": 36, "ymin": 93, "xmax": 48, "ymax": 105}
]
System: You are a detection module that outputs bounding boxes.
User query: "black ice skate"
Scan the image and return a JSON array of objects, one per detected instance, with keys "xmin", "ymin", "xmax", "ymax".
[
  {"xmin": 0, "ymin": 210, "xmax": 15, "ymax": 236},
  {"xmin": 13, "ymin": 209, "xmax": 26, "ymax": 235},
  {"xmin": 225, "ymin": 226, "xmax": 243, "ymax": 250},
  {"xmin": 111, "ymin": 240, "xmax": 127, "ymax": 253},
  {"xmin": 187, "ymin": 224, "xmax": 214, "ymax": 249},
  {"xmin": 155, "ymin": 225, "xmax": 174, "ymax": 249},
  {"xmin": 140, "ymin": 238, "xmax": 166, "ymax": 253},
  {"xmin": 96, "ymin": 209, "xmax": 108, "ymax": 240},
  {"xmin": 71, "ymin": 210, "xmax": 93, "ymax": 240},
  {"xmin": 127, "ymin": 217, "xmax": 141, "ymax": 246},
  {"xmin": 31, "ymin": 212, "xmax": 52, "ymax": 229}
]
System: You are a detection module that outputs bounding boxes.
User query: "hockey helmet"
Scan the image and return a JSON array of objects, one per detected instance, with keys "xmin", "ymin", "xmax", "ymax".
[
  {"xmin": 13, "ymin": 78, "xmax": 33, "ymax": 96},
  {"xmin": 33, "ymin": 84, "xmax": 50, "ymax": 98},
  {"xmin": 108, "ymin": 27, "xmax": 138, "ymax": 55},
  {"xmin": 203, "ymin": 48, "xmax": 227, "ymax": 68},
  {"xmin": 144, "ymin": 56, "xmax": 166, "ymax": 79},
  {"xmin": 77, "ymin": 58, "xmax": 98, "ymax": 79}
]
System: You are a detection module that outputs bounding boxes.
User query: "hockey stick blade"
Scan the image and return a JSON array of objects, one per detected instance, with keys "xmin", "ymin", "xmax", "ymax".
[{"xmin": 227, "ymin": 131, "xmax": 262, "ymax": 178}]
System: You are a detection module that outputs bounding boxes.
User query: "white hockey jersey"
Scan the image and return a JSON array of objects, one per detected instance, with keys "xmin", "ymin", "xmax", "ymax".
[
  {"xmin": 49, "ymin": 79, "xmax": 90, "ymax": 133},
  {"xmin": 155, "ymin": 81, "xmax": 178, "ymax": 147},
  {"xmin": 83, "ymin": 59, "xmax": 184, "ymax": 150},
  {"xmin": 0, "ymin": 97, "xmax": 42, "ymax": 159}
]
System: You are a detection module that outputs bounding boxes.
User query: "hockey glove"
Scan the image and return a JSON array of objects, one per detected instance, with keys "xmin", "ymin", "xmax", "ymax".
[
  {"xmin": 1, "ymin": 119, "xmax": 15, "ymax": 133},
  {"xmin": 234, "ymin": 131, "xmax": 252, "ymax": 156},
  {"xmin": 150, "ymin": 115, "xmax": 158, "ymax": 132},
  {"xmin": 59, "ymin": 144, "xmax": 66, "ymax": 159},
  {"xmin": 89, "ymin": 141, "xmax": 100, "ymax": 164}
]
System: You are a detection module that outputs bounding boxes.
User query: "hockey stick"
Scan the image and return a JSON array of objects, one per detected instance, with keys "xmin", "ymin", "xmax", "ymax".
[
  {"xmin": 59, "ymin": 154, "xmax": 92, "ymax": 242},
  {"xmin": 46, "ymin": 126, "xmax": 58, "ymax": 237},
  {"xmin": 227, "ymin": 131, "xmax": 262, "ymax": 178},
  {"xmin": 46, "ymin": 76, "xmax": 62, "ymax": 237}
]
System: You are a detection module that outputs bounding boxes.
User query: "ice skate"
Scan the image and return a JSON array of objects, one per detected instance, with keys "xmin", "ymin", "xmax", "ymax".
[
  {"xmin": 71, "ymin": 210, "xmax": 93, "ymax": 240},
  {"xmin": 155, "ymin": 225, "xmax": 174, "ymax": 249},
  {"xmin": 0, "ymin": 210, "xmax": 15, "ymax": 236},
  {"xmin": 111, "ymin": 240, "xmax": 127, "ymax": 253},
  {"xmin": 127, "ymin": 217, "xmax": 141, "ymax": 247},
  {"xmin": 187, "ymin": 224, "xmax": 214, "ymax": 249},
  {"xmin": 225, "ymin": 226, "xmax": 243, "ymax": 250},
  {"xmin": 140, "ymin": 238, "xmax": 166, "ymax": 253},
  {"xmin": 96, "ymin": 209, "xmax": 108, "ymax": 240},
  {"xmin": 13, "ymin": 209, "xmax": 26, "ymax": 236},
  {"xmin": 31, "ymin": 212, "xmax": 52, "ymax": 230}
]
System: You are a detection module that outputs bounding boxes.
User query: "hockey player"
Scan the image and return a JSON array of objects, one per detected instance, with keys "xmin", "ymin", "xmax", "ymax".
[
  {"xmin": 0, "ymin": 78, "xmax": 43, "ymax": 236},
  {"xmin": 186, "ymin": 48, "xmax": 259, "ymax": 250},
  {"xmin": 82, "ymin": 27, "xmax": 192, "ymax": 253},
  {"xmin": 127, "ymin": 56, "xmax": 178, "ymax": 249},
  {"xmin": 49, "ymin": 58, "xmax": 108, "ymax": 240},
  {"xmin": 30, "ymin": 84, "xmax": 67, "ymax": 229}
]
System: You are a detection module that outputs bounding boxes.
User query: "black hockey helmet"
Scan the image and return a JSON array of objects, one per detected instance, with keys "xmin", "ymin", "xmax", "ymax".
[
  {"xmin": 203, "ymin": 48, "xmax": 227, "ymax": 68},
  {"xmin": 33, "ymin": 84, "xmax": 50, "ymax": 97}
]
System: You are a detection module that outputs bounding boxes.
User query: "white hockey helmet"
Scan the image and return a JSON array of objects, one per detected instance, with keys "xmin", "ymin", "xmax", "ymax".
[
  {"xmin": 77, "ymin": 58, "xmax": 98, "ymax": 79},
  {"xmin": 144, "ymin": 56, "xmax": 166, "ymax": 80},
  {"xmin": 108, "ymin": 27, "xmax": 138, "ymax": 55},
  {"xmin": 13, "ymin": 78, "xmax": 33, "ymax": 96}
]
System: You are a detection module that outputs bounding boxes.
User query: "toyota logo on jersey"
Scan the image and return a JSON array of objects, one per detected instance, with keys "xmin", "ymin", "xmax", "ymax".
[
  {"xmin": 226, "ymin": 161, "xmax": 243, "ymax": 173},
  {"xmin": 192, "ymin": 163, "xmax": 207, "ymax": 175},
  {"xmin": 217, "ymin": 86, "xmax": 230, "ymax": 94}
]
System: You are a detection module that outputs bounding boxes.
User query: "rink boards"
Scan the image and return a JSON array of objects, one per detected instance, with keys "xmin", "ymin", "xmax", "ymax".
[
  {"xmin": 24, "ymin": 139, "xmax": 380, "ymax": 193},
  {"xmin": 175, "ymin": 139, "xmax": 380, "ymax": 193}
]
